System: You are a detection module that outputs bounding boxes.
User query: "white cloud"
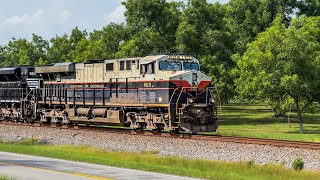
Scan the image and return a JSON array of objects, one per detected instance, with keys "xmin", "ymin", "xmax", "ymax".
[
  {"xmin": 103, "ymin": 1, "xmax": 125, "ymax": 24},
  {"xmin": 1, "ymin": 9, "xmax": 44, "ymax": 27},
  {"xmin": 3, "ymin": 14, "xmax": 28, "ymax": 25},
  {"xmin": 60, "ymin": 9, "xmax": 71, "ymax": 21},
  {"xmin": 33, "ymin": 9, "xmax": 45, "ymax": 19},
  {"xmin": 0, "ymin": 8, "xmax": 70, "ymax": 44}
]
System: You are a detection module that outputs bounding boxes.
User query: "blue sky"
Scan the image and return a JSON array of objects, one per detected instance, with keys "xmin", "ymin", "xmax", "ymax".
[{"xmin": 0, "ymin": 0, "xmax": 229, "ymax": 44}]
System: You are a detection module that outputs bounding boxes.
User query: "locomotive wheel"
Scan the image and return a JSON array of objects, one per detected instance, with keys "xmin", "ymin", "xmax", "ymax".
[
  {"xmin": 153, "ymin": 124, "xmax": 164, "ymax": 132},
  {"xmin": 170, "ymin": 127, "xmax": 181, "ymax": 134},
  {"xmin": 134, "ymin": 123, "xmax": 144, "ymax": 131}
]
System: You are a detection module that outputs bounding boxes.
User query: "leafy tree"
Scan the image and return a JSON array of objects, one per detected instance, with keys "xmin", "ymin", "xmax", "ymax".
[
  {"xmin": 116, "ymin": 29, "xmax": 167, "ymax": 58},
  {"xmin": 122, "ymin": 0, "xmax": 182, "ymax": 53},
  {"xmin": 65, "ymin": 27, "xmax": 88, "ymax": 62},
  {"xmin": 74, "ymin": 24, "xmax": 127, "ymax": 62},
  {"xmin": 296, "ymin": 0, "xmax": 320, "ymax": 16},
  {"xmin": 31, "ymin": 34, "xmax": 49, "ymax": 65},
  {"xmin": 234, "ymin": 15, "xmax": 320, "ymax": 133},
  {"xmin": 0, "ymin": 38, "xmax": 33, "ymax": 66},
  {"xmin": 47, "ymin": 34, "xmax": 71, "ymax": 63},
  {"xmin": 226, "ymin": 0, "xmax": 296, "ymax": 53},
  {"xmin": 176, "ymin": 0, "xmax": 226, "ymax": 56},
  {"xmin": 48, "ymin": 27, "xmax": 87, "ymax": 63}
]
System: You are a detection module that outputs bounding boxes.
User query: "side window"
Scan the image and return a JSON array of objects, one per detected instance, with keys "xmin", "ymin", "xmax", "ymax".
[
  {"xmin": 120, "ymin": 61, "xmax": 125, "ymax": 71},
  {"xmin": 106, "ymin": 63, "xmax": 114, "ymax": 71},
  {"xmin": 148, "ymin": 63, "xmax": 155, "ymax": 73},
  {"xmin": 140, "ymin": 64, "xmax": 145, "ymax": 74},
  {"xmin": 136, "ymin": 60, "xmax": 139, "ymax": 69},
  {"xmin": 126, "ymin": 61, "xmax": 131, "ymax": 70},
  {"xmin": 140, "ymin": 63, "xmax": 155, "ymax": 74}
]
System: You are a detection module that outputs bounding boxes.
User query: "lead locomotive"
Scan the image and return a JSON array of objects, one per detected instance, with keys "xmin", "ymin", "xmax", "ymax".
[{"xmin": 0, "ymin": 54, "xmax": 218, "ymax": 133}]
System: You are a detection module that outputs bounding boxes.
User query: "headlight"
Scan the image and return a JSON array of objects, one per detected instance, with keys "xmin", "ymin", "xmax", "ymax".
[
  {"xmin": 209, "ymin": 98, "xmax": 215, "ymax": 104},
  {"xmin": 188, "ymin": 98, "xmax": 194, "ymax": 104}
]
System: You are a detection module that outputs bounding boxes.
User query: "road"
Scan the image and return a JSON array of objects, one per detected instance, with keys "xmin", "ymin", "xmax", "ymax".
[{"xmin": 0, "ymin": 152, "xmax": 199, "ymax": 180}]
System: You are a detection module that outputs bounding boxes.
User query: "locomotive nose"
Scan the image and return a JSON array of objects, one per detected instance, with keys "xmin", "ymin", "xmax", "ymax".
[{"xmin": 169, "ymin": 71, "xmax": 211, "ymax": 89}]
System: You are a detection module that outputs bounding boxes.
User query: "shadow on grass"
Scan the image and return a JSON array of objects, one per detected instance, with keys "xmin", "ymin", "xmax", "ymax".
[{"xmin": 217, "ymin": 104, "xmax": 320, "ymax": 134}]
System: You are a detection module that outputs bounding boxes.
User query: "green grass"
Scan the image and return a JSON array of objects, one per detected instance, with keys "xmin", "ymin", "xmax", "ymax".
[
  {"xmin": 212, "ymin": 104, "xmax": 320, "ymax": 142},
  {"xmin": 0, "ymin": 139, "xmax": 319, "ymax": 180},
  {"xmin": 0, "ymin": 176, "xmax": 15, "ymax": 180}
]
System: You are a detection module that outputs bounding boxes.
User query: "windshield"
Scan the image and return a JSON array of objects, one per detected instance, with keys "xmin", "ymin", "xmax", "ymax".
[
  {"xmin": 159, "ymin": 61, "xmax": 182, "ymax": 71},
  {"xmin": 183, "ymin": 62, "xmax": 199, "ymax": 71}
]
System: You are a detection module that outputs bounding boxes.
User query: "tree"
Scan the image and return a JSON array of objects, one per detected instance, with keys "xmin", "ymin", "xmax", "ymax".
[
  {"xmin": 122, "ymin": 0, "xmax": 182, "ymax": 53},
  {"xmin": 234, "ymin": 15, "xmax": 320, "ymax": 133},
  {"xmin": 296, "ymin": 0, "xmax": 320, "ymax": 16},
  {"xmin": 31, "ymin": 34, "xmax": 49, "ymax": 65},
  {"xmin": 0, "ymin": 38, "xmax": 33, "ymax": 67},
  {"xmin": 225, "ymin": 0, "xmax": 296, "ymax": 53},
  {"xmin": 47, "ymin": 34, "xmax": 71, "ymax": 63},
  {"xmin": 73, "ymin": 23, "xmax": 127, "ymax": 62},
  {"xmin": 48, "ymin": 27, "xmax": 87, "ymax": 63},
  {"xmin": 176, "ymin": 0, "xmax": 226, "ymax": 56},
  {"xmin": 116, "ymin": 29, "xmax": 167, "ymax": 58}
]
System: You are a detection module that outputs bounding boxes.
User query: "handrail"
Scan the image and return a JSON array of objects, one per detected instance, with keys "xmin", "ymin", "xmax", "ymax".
[
  {"xmin": 169, "ymin": 87, "xmax": 180, "ymax": 104},
  {"xmin": 175, "ymin": 87, "xmax": 185, "ymax": 114}
]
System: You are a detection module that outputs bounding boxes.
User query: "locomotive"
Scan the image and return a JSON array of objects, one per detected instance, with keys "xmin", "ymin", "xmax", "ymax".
[{"xmin": 0, "ymin": 54, "xmax": 218, "ymax": 133}]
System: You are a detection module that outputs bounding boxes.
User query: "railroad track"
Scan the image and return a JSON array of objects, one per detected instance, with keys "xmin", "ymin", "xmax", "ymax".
[{"xmin": 1, "ymin": 121, "xmax": 320, "ymax": 150}]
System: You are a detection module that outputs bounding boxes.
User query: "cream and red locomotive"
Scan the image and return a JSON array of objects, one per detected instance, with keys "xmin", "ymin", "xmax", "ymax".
[{"xmin": 0, "ymin": 54, "xmax": 218, "ymax": 133}]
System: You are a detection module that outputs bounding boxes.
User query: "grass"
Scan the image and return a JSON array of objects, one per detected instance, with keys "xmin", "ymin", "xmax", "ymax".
[
  {"xmin": 0, "ymin": 139, "xmax": 319, "ymax": 180},
  {"xmin": 0, "ymin": 176, "xmax": 15, "ymax": 180},
  {"xmin": 212, "ymin": 104, "xmax": 320, "ymax": 142}
]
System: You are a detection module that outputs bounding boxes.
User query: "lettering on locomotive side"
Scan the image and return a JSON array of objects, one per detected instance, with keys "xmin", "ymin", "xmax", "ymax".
[
  {"xmin": 69, "ymin": 84, "xmax": 84, "ymax": 88},
  {"xmin": 143, "ymin": 82, "xmax": 153, "ymax": 88},
  {"xmin": 89, "ymin": 84, "xmax": 104, "ymax": 88}
]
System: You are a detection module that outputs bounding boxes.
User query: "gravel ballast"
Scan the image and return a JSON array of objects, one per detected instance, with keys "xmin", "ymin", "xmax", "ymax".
[{"xmin": 0, "ymin": 124, "xmax": 319, "ymax": 170}]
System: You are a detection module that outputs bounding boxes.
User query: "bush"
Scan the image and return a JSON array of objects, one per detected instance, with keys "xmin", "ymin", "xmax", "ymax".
[
  {"xmin": 247, "ymin": 160, "xmax": 254, "ymax": 167},
  {"xmin": 292, "ymin": 157, "xmax": 304, "ymax": 171}
]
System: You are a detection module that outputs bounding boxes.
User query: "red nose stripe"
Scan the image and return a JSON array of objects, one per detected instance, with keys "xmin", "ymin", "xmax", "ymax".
[
  {"xmin": 170, "ymin": 80, "xmax": 191, "ymax": 87},
  {"xmin": 198, "ymin": 80, "xmax": 211, "ymax": 89}
]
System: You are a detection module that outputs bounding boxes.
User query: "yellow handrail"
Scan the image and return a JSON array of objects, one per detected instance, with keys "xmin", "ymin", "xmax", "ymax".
[
  {"xmin": 169, "ymin": 87, "xmax": 180, "ymax": 104},
  {"xmin": 175, "ymin": 87, "xmax": 185, "ymax": 114}
]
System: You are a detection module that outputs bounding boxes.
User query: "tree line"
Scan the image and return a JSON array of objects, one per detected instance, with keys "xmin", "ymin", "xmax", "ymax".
[{"xmin": 1, "ymin": 0, "xmax": 320, "ymax": 132}]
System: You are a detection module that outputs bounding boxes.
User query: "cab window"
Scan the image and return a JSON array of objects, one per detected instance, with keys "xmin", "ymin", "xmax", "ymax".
[
  {"xmin": 159, "ymin": 61, "xmax": 182, "ymax": 71},
  {"xmin": 183, "ymin": 62, "xmax": 199, "ymax": 71}
]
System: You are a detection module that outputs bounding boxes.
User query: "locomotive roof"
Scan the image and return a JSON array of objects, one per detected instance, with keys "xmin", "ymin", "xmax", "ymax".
[
  {"xmin": 53, "ymin": 62, "xmax": 73, "ymax": 66},
  {"xmin": 139, "ymin": 55, "xmax": 166, "ymax": 64},
  {"xmin": 35, "ymin": 54, "xmax": 197, "ymax": 69},
  {"xmin": 0, "ymin": 67, "xmax": 18, "ymax": 75},
  {"xmin": 35, "ymin": 62, "xmax": 75, "ymax": 74}
]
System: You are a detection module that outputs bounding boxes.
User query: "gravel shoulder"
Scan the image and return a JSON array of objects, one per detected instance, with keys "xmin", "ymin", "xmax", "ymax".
[{"xmin": 0, "ymin": 124, "xmax": 319, "ymax": 170}]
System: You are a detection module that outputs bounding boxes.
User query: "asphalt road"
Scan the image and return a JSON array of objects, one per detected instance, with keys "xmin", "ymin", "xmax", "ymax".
[{"xmin": 0, "ymin": 152, "xmax": 199, "ymax": 180}]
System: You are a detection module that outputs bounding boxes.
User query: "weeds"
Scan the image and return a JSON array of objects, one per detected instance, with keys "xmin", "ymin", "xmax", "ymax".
[
  {"xmin": 0, "ymin": 142, "xmax": 319, "ymax": 180},
  {"xmin": 292, "ymin": 157, "xmax": 304, "ymax": 171},
  {"xmin": 0, "ymin": 175, "xmax": 16, "ymax": 180}
]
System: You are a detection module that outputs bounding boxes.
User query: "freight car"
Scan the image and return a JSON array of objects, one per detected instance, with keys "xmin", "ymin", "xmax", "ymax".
[{"xmin": 0, "ymin": 54, "xmax": 218, "ymax": 133}]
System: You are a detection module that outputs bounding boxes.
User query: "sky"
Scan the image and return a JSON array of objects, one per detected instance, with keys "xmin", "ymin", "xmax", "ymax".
[{"xmin": 0, "ymin": 0, "xmax": 229, "ymax": 45}]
